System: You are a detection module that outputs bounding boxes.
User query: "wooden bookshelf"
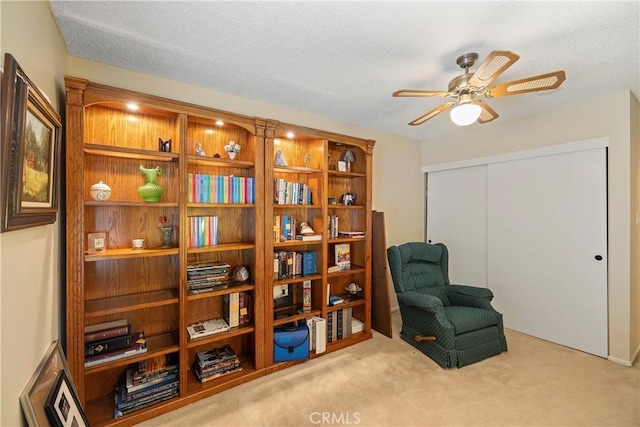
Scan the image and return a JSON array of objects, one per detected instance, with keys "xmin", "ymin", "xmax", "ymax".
[{"xmin": 64, "ymin": 76, "xmax": 373, "ymax": 426}]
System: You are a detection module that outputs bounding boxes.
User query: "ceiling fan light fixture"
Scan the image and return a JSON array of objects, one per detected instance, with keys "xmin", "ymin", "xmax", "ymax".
[{"xmin": 450, "ymin": 94, "xmax": 481, "ymax": 126}]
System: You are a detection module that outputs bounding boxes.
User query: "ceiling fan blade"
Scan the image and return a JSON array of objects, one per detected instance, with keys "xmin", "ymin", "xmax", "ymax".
[
  {"xmin": 408, "ymin": 102, "xmax": 455, "ymax": 126},
  {"xmin": 393, "ymin": 89, "xmax": 449, "ymax": 98},
  {"xmin": 468, "ymin": 50, "xmax": 520, "ymax": 89},
  {"xmin": 476, "ymin": 99, "xmax": 499, "ymax": 124},
  {"xmin": 484, "ymin": 70, "xmax": 566, "ymax": 98}
]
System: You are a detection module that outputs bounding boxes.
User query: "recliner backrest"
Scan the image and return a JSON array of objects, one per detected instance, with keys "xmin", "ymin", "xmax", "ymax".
[{"xmin": 387, "ymin": 242, "xmax": 451, "ymax": 306}]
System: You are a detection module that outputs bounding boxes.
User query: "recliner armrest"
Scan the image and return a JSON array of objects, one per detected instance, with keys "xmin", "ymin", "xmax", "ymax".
[
  {"xmin": 447, "ymin": 285, "xmax": 497, "ymax": 310},
  {"xmin": 397, "ymin": 291, "xmax": 444, "ymax": 313},
  {"xmin": 448, "ymin": 284, "xmax": 494, "ymax": 300}
]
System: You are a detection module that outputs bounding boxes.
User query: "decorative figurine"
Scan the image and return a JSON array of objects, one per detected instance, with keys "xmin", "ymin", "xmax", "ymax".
[
  {"xmin": 343, "ymin": 150, "xmax": 355, "ymax": 172},
  {"xmin": 224, "ymin": 141, "xmax": 241, "ymax": 159},
  {"xmin": 195, "ymin": 142, "xmax": 205, "ymax": 156},
  {"xmin": 274, "ymin": 149, "xmax": 287, "ymax": 166},
  {"xmin": 299, "ymin": 222, "xmax": 315, "ymax": 235},
  {"xmin": 304, "ymin": 153, "xmax": 311, "ymax": 168},
  {"xmin": 340, "ymin": 192, "xmax": 355, "ymax": 205},
  {"xmin": 345, "ymin": 282, "xmax": 363, "ymax": 299},
  {"xmin": 158, "ymin": 138, "xmax": 171, "ymax": 153}
]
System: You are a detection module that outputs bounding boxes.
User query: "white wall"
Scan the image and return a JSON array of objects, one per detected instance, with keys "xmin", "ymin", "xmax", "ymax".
[
  {"xmin": 0, "ymin": 1, "xmax": 68, "ymax": 425},
  {"xmin": 422, "ymin": 91, "xmax": 640, "ymax": 365}
]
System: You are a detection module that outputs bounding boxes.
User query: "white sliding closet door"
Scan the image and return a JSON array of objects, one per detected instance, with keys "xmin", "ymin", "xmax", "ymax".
[
  {"xmin": 487, "ymin": 148, "xmax": 608, "ymax": 357},
  {"xmin": 426, "ymin": 166, "xmax": 487, "ymax": 286}
]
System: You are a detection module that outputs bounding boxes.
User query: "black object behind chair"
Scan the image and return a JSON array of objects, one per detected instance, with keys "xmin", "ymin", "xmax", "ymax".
[{"xmin": 387, "ymin": 242, "xmax": 507, "ymax": 368}]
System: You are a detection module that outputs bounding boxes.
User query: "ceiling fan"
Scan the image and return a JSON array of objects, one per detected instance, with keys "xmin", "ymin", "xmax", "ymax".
[{"xmin": 393, "ymin": 50, "xmax": 566, "ymax": 126}]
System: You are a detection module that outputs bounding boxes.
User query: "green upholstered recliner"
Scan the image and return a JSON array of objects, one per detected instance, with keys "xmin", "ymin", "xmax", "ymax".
[{"xmin": 387, "ymin": 242, "xmax": 507, "ymax": 368}]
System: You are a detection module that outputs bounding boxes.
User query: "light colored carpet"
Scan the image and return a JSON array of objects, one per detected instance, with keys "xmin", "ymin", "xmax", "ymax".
[{"xmin": 138, "ymin": 312, "xmax": 639, "ymax": 426}]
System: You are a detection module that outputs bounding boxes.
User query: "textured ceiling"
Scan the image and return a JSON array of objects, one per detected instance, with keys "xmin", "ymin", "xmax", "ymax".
[{"xmin": 49, "ymin": 1, "xmax": 640, "ymax": 142}]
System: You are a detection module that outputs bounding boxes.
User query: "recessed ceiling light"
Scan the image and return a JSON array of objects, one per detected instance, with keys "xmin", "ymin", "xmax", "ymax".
[
  {"xmin": 286, "ymin": 132, "xmax": 295, "ymax": 139},
  {"xmin": 215, "ymin": 120, "xmax": 224, "ymax": 126},
  {"xmin": 126, "ymin": 102, "xmax": 139, "ymax": 110}
]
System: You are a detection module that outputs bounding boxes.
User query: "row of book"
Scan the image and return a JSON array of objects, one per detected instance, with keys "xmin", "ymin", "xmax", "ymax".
[
  {"xmin": 327, "ymin": 307, "xmax": 358, "ymax": 343},
  {"xmin": 223, "ymin": 291, "xmax": 252, "ymax": 328},
  {"xmin": 84, "ymin": 319, "xmax": 147, "ymax": 368},
  {"xmin": 115, "ymin": 354, "xmax": 179, "ymax": 418},
  {"xmin": 193, "ymin": 344, "xmax": 242, "ymax": 383},
  {"xmin": 187, "ymin": 261, "xmax": 229, "ymax": 294},
  {"xmin": 189, "ymin": 215, "xmax": 219, "ymax": 247},
  {"xmin": 187, "ymin": 173, "xmax": 255, "ymax": 204},
  {"xmin": 273, "ymin": 178, "xmax": 313, "ymax": 205},
  {"xmin": 273, "ymin": 250, "xmax": 317, "ymax": 280}
]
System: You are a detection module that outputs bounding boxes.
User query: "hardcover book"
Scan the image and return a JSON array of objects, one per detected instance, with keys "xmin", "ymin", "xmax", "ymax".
[
  {"xmin": 334, "ymin": 243, "xmax": 351, "ymax": 271},
  {"xmin": 84, "ymin": 323, "xmax": 130, "ymax": 343},
  {"xmin": 187, "ymin": 318, "xmax": 230, "ymax": 340},
  {"xmin": 85, "ymin": 332, "xmax": 132, "ymax": 357}
]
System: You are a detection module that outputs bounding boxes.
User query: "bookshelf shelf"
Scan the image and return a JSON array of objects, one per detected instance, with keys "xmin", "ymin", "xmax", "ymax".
[
  {"xmin": 85, "ymin": 289, "xmax": 179, "ymax": 318},
  {"xmin": 85, "ymin": 200, "xmax": 179, "ymax": 207},
  {"xmin": 186, "ymin": 242, "xmax": 255, "ymax": 253},
  {"xmin": 84, "ymin": 333, "xmax": 179, "ymax": 374},
  {"xmin": 85, "ymin": 143, "xmax": 180, "ymax": 162},
  {"xmin": 187, "ymin": 155, "xmax": 254, "ymax": 168},
  {"xmin": 186, "ymin": 283, "xmax": 255, "ymax": 301},
  {"xmin": 187, "ymin": 203, "xmax": 255, "ymax": 208},
  {"xmin": 84, "ymin": 247, "xmax": 180, "ymax": 262},
  {"xmin": 186, "ymin": 324, "xmax": 256, "ymax": 349}
]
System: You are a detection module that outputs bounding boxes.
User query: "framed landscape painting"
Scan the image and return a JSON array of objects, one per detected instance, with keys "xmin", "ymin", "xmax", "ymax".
[{"xmin": 1, "ymin": 53, "xmax": 61, "ymax": 232}]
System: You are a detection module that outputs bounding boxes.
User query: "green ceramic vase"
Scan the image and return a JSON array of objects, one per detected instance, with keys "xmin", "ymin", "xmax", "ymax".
[{"xmin": 138, "ymin": 165, "xmax": 164, "ymax": 202}]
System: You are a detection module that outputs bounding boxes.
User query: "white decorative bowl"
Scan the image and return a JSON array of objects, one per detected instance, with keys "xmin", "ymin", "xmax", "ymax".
[{"xmin": 90, "ymin": 181, "xmax": 111, "ymax": 201}]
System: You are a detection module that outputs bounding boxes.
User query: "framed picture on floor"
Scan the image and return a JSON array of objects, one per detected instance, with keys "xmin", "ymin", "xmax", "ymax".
[
  {"xmin": 44, "ymin": 370, "xmax": 89, "ymax": 427},
  {"xmin": 19, "ymin": 341, "xmax": 83, "ymax": 427}
]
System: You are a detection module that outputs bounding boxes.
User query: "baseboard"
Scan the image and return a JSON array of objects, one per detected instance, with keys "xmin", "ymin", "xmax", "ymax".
[
  {"xmin": 607, "ymin": 355, "xmax": 633, "ymax": 367},
  {"xmin": 632, "ymin": 342, "xmax": 640, "ymax": 365}
]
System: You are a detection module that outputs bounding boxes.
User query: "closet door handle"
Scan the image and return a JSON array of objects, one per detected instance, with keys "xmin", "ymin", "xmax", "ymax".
[{"xmin": 594, "ymin": 255, "xmax": 603, "ymax": 261}]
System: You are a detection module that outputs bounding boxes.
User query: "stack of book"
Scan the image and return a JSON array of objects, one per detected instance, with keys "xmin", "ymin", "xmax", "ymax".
[
  {"xmin": 338, "ymin": 230, "xmax": 365, "ymax": 239},
  {"xmin": 186, "ymin": 318, "xmax": 230, "ymax": 341},
  {"xmin": 114, "ymin": 355, "xmax": 180, "ymax": 418},
  {"xmin": 187, "ymin": 261, "xmax": 230, "ymax": 294},
  {"xmin": 84, "ymin": 320, "xmax": 147, "ymax": 368},
  {"xmin": 193, "ymin": 344, "xmax": 242, "ymax": 383}
]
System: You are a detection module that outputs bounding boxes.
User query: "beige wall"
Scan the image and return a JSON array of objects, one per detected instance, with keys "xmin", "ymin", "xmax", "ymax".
[
  {"xmin": 1, "ymin": 1, "xmax": 68, "ymax": 426},
  {"xmin": 0, "ymin": 2, "xmax": 423, "ymax": 425},
  {"xmin": 422, "ymin": 91, "xmax": 640, "ymax": 365}
]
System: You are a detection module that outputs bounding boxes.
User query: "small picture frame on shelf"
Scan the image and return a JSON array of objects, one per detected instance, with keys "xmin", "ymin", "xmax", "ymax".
[
  {"xmin": 337, "ymin": 161, "xmax": 347, "ymax": 172},
  {"xmin": 87, "ymin": 232, "xmax": 107, "ymax": 254},
  {"xmin": 44, "ymin": 369, "xmax": 89, "ymax": 427}
]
